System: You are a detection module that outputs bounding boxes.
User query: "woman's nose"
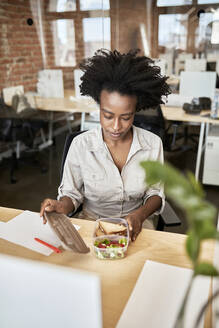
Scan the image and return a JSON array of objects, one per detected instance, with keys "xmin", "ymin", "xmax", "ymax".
[{"xmin": 113, "ymin": 118, "xmax": 121, "ymax": 131}]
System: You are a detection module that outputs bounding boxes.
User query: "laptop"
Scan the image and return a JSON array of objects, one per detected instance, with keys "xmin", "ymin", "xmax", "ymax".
[{"xmin": 0, "ymin": 254, "xmax": 102, "ymax": 328}]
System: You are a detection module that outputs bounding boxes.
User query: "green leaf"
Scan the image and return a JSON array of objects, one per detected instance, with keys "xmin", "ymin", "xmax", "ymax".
[
  {"xmin": 193, "ymin": 218, "xmax": 218, "ymax": 240},
  {"xmin": 194, "ymin": 262, "xmax": 219, "ymax": 276},
  {"xmin": 186, "ymin": 171, "xmax": 205, "ymax": 198},
  {"xmin": 186, "ymin": 231, "xmax": 200, "ymax": 262}
]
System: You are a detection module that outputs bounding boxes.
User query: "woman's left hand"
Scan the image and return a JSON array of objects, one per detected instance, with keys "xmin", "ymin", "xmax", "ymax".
[{"xmin": 125, "ymin": 211, "xmax": 144, "ymax": 242}]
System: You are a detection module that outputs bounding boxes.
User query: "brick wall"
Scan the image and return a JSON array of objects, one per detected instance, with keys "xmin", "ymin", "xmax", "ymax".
[
  {"xmin": 0, "ymin": 0, "xmax": 151, "ymax": 94},
  {"xmin": 0, "ymin": 0, "xmax": 44, "ymax": 92}
]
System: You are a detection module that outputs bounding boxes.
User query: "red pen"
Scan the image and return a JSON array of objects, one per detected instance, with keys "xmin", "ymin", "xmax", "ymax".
[{"xmin": 34, "ymin": 237, "xmax": 62, "ymax": 253}]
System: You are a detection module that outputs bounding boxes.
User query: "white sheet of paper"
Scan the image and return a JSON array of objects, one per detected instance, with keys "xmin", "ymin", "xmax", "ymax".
[
  {"xmin": 0, "ymin": 211, "xmax": 80, "ymax": 256},
  {"xmin": 0, "ymin": 221, "xmax": 7, "ymax": 238},
  {"xmin": 116, "ymin": 260, "xmax": 211, "ymax": 328}
]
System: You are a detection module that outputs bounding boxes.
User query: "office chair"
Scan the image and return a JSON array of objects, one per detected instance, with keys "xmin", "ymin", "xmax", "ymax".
[
  {"xmin": 133, "ymin": 106, "xmax": 165, "ymax": 141},
  {"xmin": 0, "ymin": 106, "xmax": 48, "ymax": 183},
  {"xmin": 60, "ymin": 130, "xmax": 181, "ymax": 231},
  {"xmin": 133, "ymin": 105, "xmax": 176, "ymax": 151}
]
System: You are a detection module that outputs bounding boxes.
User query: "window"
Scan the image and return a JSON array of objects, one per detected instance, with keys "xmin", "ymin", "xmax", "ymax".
[
  {"xmin": 83, "ymin": 17, "xmax": 111, "ymax": 58},
  {"xmin": 195, "ymin": 9, "xmax": 219, "ymax": 48},
  {"xmin": 157, "ymin": 0, "xmax": 192, "ymax": 7},
  {"xmin": 211, "ymin": 21, "xmax": 219, "ymax": 44},
  {"xmin": 198, "ymin": 0, "xmax": 219, "ymax": 4},
  {"xmin": 52, "ymin": 19, "xmax": 76, "ymax": 66},
  {"xmin": 158, "ymin": 14, "xmax": 188, "ymax": 50},
  {"xmin": 48, "ymin": 0, "xmax": 76, "ymax": 12},
  {"xmin": 80, "ymin": 0, "xmax": 109, "ymax": 11}
]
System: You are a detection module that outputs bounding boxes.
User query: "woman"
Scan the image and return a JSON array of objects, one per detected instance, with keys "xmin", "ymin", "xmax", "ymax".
[{"xmin": 40, "ymin": 49, "xmax": 171, "ymax": 241}]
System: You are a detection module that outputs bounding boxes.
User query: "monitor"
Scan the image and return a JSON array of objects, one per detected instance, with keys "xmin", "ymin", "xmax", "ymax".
[
  {"xmin": 179, "ymin": 71, "xmax": 217, "ymax": 99},
  {"xmin": 184, "ymin": 58, "xmax": 207, "ymax": 72},
  {"xmin": 0, "ymin": 254, "xmax": 102, "ymax": 328}
]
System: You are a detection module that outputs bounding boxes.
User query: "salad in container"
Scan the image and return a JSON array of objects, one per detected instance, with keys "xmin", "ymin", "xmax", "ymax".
[{"xmin": 93, "ymin": 218, "xmax": 129, "ymax": 260}]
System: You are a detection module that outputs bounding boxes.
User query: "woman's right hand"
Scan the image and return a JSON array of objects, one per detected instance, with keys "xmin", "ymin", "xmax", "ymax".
[{"xmin": 40, "ymin": 198, "xmax": 67, "ymax": 224}]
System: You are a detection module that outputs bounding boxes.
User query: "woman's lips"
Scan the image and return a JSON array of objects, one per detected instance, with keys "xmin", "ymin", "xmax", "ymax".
[{"xmin": 110, "ymin": 132, "xmax": 122, "ymax": 138}]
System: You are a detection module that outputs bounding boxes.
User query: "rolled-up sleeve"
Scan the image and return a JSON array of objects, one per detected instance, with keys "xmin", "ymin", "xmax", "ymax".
[
  {"xmin": 142, "ymin": 137, "xmax": 165, "ymax": 214},
  {"xmin": 58, "ymin": 140, "xmax": 84, "ymax": 213}
]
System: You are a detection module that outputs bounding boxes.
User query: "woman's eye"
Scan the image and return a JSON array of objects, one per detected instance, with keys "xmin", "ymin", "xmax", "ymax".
[
  {"xmin": 122, "ymin": 117, "xmax": 131, "ymax": 121},
  {"xmin": 104, "ymin": 115, "xmax": 113, "ymax": 120}
]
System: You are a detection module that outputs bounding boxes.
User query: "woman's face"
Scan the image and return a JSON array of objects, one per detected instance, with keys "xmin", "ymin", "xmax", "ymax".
[{"xmin": 99, "ymin": 90, "xmax": 137, "ymax": 142}]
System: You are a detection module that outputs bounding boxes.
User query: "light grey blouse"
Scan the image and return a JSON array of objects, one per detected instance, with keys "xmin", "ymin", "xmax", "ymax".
[{"xmin": 58, "ymin": 125, "xmax": 165, "ymax": 220}]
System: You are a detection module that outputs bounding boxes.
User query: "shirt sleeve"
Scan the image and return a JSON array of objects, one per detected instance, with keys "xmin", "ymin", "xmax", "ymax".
[
  {"xmin": 57, "ymin": 140, "xmax": 84, "ymax": 213},
  {"xmin": 143, "ymin": 137, "xmax": 165, "ymax": 215}
]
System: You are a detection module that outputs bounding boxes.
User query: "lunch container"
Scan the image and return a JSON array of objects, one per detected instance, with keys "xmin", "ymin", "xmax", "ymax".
[{"xmin": 93, "ymin": 218, "xmax": 129, "ymax": 260}]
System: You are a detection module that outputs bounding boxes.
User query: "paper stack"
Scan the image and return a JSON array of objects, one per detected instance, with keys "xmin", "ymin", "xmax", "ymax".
[{"xmin": 0, "ymin": 211, "xmax": 79, "ymax": 256}]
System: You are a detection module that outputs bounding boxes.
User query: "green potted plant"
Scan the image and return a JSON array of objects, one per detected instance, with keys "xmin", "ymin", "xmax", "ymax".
[{"xmin": 140, "ymin": 160, "xmax": 219, "ymax": 327}]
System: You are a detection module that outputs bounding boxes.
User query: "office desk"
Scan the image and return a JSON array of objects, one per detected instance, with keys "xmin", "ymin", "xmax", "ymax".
[
  {"xmin": 161, "ymin": 105, "xmax": 219, "ymax": 181},
  {"xmin": 35, "ymin": 90, "xmax": 98, "ymax": 145},
  {"xmin": 0, "ymin": 206, "xmax": 214, "ymax": 328}
]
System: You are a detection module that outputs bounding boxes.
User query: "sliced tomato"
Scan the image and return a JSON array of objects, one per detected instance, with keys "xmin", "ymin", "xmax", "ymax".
[
  {"xmin": 98, "ymin": 244, "xmax": 107, "ymax": 248},
  {"xmin": 110, "ymin": 240, "xmax": 119, "ymax": 244}
]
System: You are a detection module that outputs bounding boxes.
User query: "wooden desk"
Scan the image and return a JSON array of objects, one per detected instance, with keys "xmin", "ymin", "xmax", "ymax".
[
  {"xmin": 34, "ymin": 90, "xmax": 98, "ymax": 146},
  {"xmin": 0, "ymin": 206, "xmax": 214, "ymax": 328},
  {"xmin": 161, "ymin": 105, "xmax": 219, "ymax": 181},
  {"xmin": 35, "ymin": 90, "xmax": 98, "ymax": 114}
]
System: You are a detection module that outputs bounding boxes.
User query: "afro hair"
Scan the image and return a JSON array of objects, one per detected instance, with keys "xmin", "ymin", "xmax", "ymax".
[{"xmin": 79, "ymin": 49, "xmax": 171, "ymax": 111}]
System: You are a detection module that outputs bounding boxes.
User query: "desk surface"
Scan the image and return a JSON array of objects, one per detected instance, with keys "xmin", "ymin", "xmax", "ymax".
[
  {"xmin": 161, "ymin": 105, "xmax": 219, "ymax": 124},
  {"xmin": 35, "ymin": 90, "xmax": 98, "ymax": 113},
  {"xmin": 0, "ymin": 206, "xmax": 214, "ymax": 328}
]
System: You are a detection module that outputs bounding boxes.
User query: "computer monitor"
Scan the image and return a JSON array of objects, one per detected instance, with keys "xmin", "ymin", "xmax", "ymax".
[
  {"xmin": 0, "ymin": 254, "xmax": 102, "ymax": 328},
  {"xmin": 179, "ymin": 71, "xmax": 217, "ymax": 99},
  {"xmin": 184, "ymin": 58, "xmax": 207, "ymax": 72}
]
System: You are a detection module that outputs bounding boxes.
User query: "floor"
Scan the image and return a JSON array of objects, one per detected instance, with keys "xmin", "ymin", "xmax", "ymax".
[{"xmin": 0, "ymin": 126, "xmax": 218, "ymax": 235}]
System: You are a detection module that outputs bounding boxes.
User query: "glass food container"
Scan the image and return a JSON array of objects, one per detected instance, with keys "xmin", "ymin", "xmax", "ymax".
[{"xmin": 93, "ymin": 218, "xmax": 129, "ymax": 260}]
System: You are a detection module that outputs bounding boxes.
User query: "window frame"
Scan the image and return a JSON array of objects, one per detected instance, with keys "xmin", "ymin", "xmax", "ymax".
[
  {"xmin": 46, "ymin": 0, "xmax": 111, "ymax": 68},
  {"xmin": 154, "ymin": 0, "xmax": 219, "ymax": 57}
]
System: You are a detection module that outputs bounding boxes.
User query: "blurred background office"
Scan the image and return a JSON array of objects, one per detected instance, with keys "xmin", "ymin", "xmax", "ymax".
[{"xmin": 0, "ymin": 0, "xmax": 219, "ymax": 233}]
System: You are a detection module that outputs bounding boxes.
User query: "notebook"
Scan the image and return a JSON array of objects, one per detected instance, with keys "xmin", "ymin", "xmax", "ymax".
[{"xmin": 0, "ymin": 254, "xmax": 102, "ymax": 328}]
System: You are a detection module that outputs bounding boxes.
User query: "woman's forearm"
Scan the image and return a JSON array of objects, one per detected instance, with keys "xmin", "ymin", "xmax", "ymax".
[
  {"xmin": 135, "ymin": 195, "xmax": 162, "ymax": 223},
  {"xmin": 59, "ymin": 196, "xmax": 75, "ymax": 214}
]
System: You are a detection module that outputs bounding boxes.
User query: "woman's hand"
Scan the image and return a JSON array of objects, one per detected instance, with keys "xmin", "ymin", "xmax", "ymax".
[
  {"xmin": 125, "ymin": 210, "xmax": 144, "ymax": 242},
  {"xmin": 40, "ymin": 196, "xmax": 74, "ymax": 224},
  {"xmin": 126, "ymin": 196, "xmax": 162, "ymax": 241}
]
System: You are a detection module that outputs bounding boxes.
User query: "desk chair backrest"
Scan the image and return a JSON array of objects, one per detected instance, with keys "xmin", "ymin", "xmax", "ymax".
[
  {"xmin": 60, "ymin": 130, "xmax": 86, "ymax": 181},
  {"xmin": 133, "ymin": 105, "xmax": 165, "ymax": 142}
]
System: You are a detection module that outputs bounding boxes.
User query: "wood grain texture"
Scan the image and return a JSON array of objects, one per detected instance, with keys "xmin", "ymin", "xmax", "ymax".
[
  {"xmin": 35, "ymin": 89, "xmax": 98, "ymax": 113},
  {"xmin": 161, "ymin": 105, "xmax": 219, "ymax": 125}
]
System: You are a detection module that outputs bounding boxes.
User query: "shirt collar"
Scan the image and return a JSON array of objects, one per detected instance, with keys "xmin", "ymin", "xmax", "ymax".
[
  {"xmin": 86, "ymin": 125, "xmax": 105, "ymax": 152},
  {"xmin": 132, "ymin": 126, "xmax": 152, "ymax": 150}
]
